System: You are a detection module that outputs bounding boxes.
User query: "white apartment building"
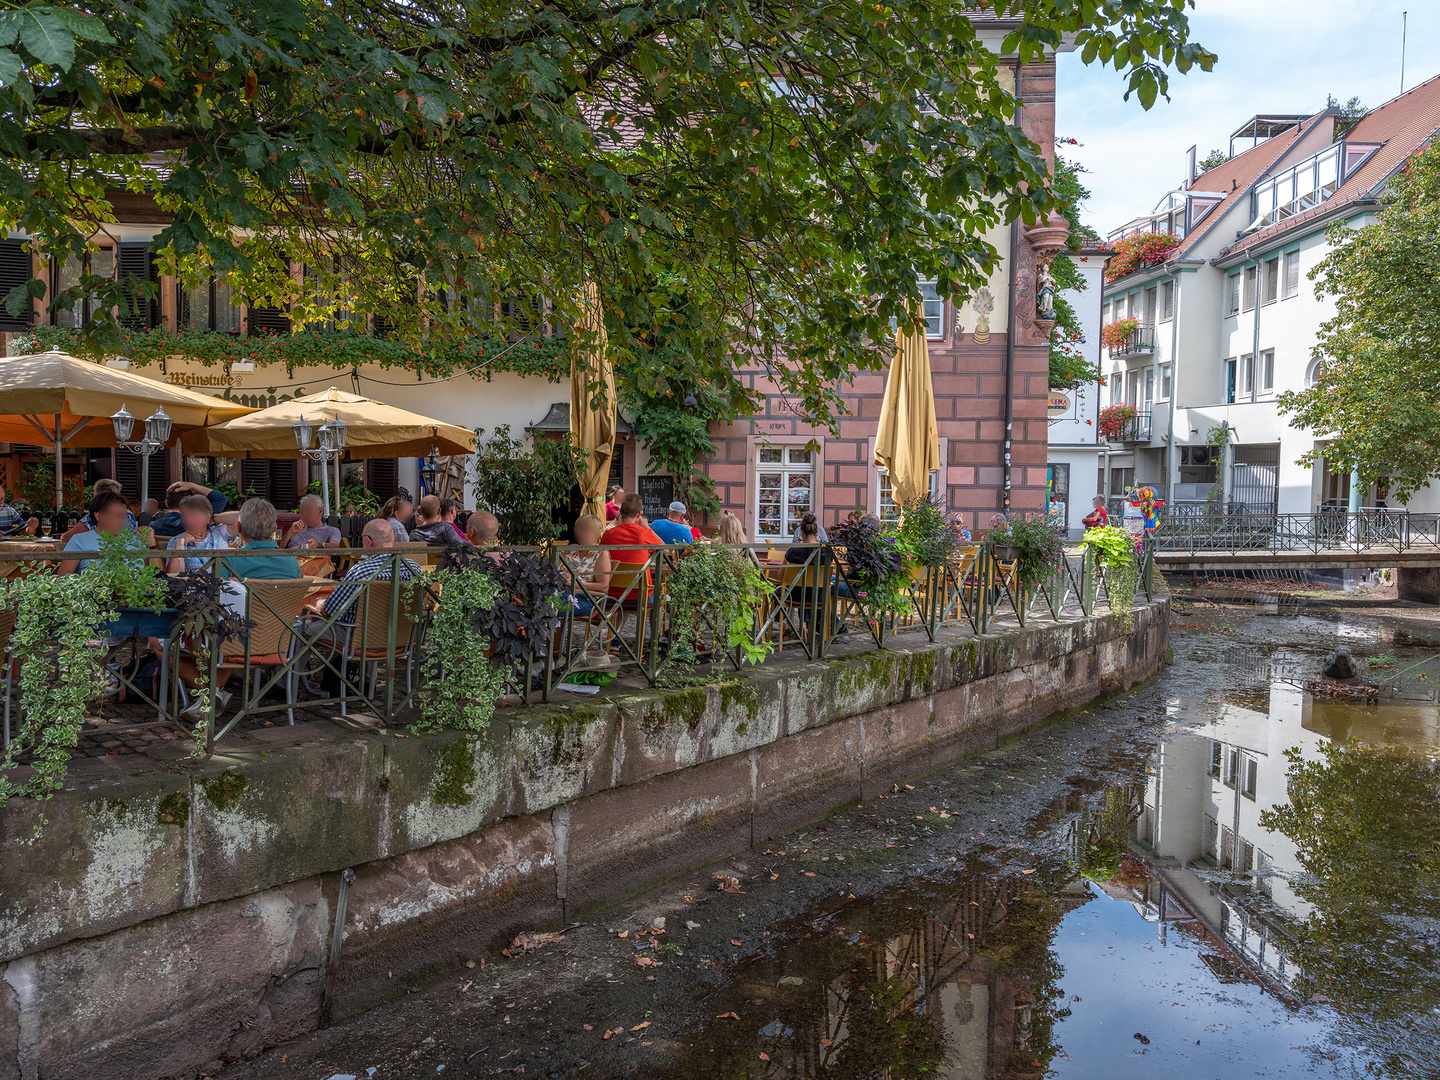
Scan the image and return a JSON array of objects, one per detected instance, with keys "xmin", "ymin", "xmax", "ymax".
[
  {"xmin": 1046, "ymin": 246, "xmax": 1107, "ymax": 537},
  {"xmin": 1099, "ymin": 75, "xmax": 1440, "ymax": 517}
]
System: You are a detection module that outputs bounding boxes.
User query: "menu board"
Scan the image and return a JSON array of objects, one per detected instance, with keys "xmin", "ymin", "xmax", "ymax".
[{"xmin": 638, "ymin": 474, "xmax": 674, "ymax": 522}]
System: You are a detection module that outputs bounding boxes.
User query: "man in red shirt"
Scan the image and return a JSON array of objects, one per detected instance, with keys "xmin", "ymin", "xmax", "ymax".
[
  {"xmin": 602, "ymin": 493, "xmax": 663, "ymax": 595},
  {"xmin": 1082, "ymin": 495, "xmax": 1108, "ymax": 529}
]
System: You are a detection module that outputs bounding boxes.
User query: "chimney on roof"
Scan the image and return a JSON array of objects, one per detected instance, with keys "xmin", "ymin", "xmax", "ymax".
[{"xmin": 1187, "ymin": 144, "xmax": 1197, "ymax": 185}]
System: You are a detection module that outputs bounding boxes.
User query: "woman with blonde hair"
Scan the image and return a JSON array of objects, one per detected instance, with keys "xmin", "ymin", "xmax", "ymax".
[
  {"xmin": 563, "ymin": 513, "xmax": 613, "ymax": 616},
  {"xmin": 718, "ymin": 510, "xmax": 763, "ymax": 570}
]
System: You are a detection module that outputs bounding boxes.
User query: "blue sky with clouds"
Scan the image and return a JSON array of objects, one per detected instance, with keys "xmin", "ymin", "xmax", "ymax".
[{"xmin": 1057, "ymin": 0, "xmax": 1440, "ymax": 236}]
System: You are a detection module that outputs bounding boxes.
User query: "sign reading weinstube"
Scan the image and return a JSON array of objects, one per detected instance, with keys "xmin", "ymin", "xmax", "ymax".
[{"xmin": 1046, "ymin": 391, "xmax": 1071, "ymax": 418}]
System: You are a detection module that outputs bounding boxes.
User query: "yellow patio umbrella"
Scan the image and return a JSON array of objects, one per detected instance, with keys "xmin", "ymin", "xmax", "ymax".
[
  {"xmin": 185, "ymin": 386, "xmax": 477, "ymax": 516},
  {"xmin": 568, "ymin": 283, "xmax": 616, "ymax": 521},
  {"xmin": 0, "ymin": 349, "xmax": 256, "ymax": 509},
  {"xmin": 874, "ymin": 302, "xmax": 940, "ymax": 511}
]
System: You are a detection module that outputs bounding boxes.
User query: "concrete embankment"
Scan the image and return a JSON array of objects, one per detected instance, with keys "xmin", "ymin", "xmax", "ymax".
[{"xmin": 0, "ymin": 599, "xmax": 1167, "ymax": 1080}]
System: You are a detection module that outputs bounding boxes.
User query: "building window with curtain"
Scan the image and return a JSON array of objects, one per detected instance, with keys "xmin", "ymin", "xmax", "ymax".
[
  {"xmin": 754, "ymin": 447, "xmax": 814, "ymax": 541},
  {"xmin": 1161, "ymin": 280, "xmax": 1174, "ymax": 321},
  {"xmin": 52, "ymin": 248, "xmax": 114, "ymax": 328},
  {"xmin": 1242, "ymin": 265, "xmax": 1257, "ymax": 311},
  {"xmin": 1226, "ymin": 273, "xmax": 1241, "ymax": 317},
  {"xmin": 181, "ymin": 277, "xmax": 242, "ymax": 334}
]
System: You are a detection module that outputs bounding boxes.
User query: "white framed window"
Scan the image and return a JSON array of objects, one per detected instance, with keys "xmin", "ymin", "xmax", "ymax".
[
  {"xmin": 1110, "ymin": 369, "xmax": 1122, "ymax": 405},
  {"xmin": 52, "ymin": 247, "xmax": 115, "ymax": 328},
  {"xmin": 1159, "ymin": 363, "xmax": 1172, "ymax": 400},
  {"xmin": 1144, "ymin": 368, "xmax": 1155, "ymax": 405},
  {"xmin": 877, "ymin": 467, "xmax": 941, "ymax": 525},
  {"xmin": 1223, "ymin": 358, "xmax": 1238, "ymax": 404},
  {"xmin": 1242, "ymin": 757, "xmax": 1259, "ymax": 799},
  {"xmin": 1161, "ymin": 280, "xmax": 1174, "ymax": 321},
  {"xmin": 920, "ymin": 281, "xmax": 943, "ymax": 338},
  {"xmin": 1241, "ymin": 353, "xmax": 1254, "ymax": 396},
  {"xmin": 1143, "ymin": 287, "xmax": 1157, "ymax": 326},
  {"xmin": 182, "ymin": 276, "xmax": 242, "ymax": 334},
  {"xmin": 1263, "ymin": 257, "xmax": 1279, "ymax": 305},
  {"xmin": 1260, "ymin": 349, "xmax": 1275, "ymax": 392},
  {"xmin": 1125, "ymin": 293, "xmax": 1137, "ymax": 319},
  {"xmin": 1305, "ymin": 357, "xmax": 1326, "ymax": 387},
  {"xmin": 1126, "ymin": 369, "xmax": 1139, "ymax": 406},
  {"xmin": 1242, "ymin": 266, "xmax": 1257, "ymax": 312},
  {"xmin": 1226, "ymin": 274, "xmax": 1241, "ymax": 317},
  {"xmin": 754, "ymin": 446, "xmax": 815, "ymax": 541},
  {"xmin": 1283, "ymin": 250, "xmax": 1301, "ymax": 298}
]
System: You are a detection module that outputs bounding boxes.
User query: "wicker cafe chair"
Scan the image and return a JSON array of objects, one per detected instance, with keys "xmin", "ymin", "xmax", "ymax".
[
  {"xmin": 311, "ymin": 578, "xmax": 423, "ymax": 716},
  {"xmin": 217, "ymin": 580, "xmax": 310, "ymax": 726}
]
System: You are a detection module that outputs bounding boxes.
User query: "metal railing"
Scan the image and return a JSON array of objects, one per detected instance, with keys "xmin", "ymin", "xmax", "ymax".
[
  {"xmin": 0, "ymin": 540, "xmax": 1158, "ymax": 754},
  {"xmin": 1106, "ymin": 325, "xmax": 1157, "ymax": 357},
  {"xmin": 1153, "ymin": 511, "xmax": 1440, "ymax": 554}
]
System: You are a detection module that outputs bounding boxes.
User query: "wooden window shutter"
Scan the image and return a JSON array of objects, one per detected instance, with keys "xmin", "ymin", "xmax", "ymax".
[
  {"xmin": 0, "ymin": 239, "xmax": 34, "ymax": 330},
  {"xmin": 117, "ymin": 242, "xmax": 158, "ymax": 330}
]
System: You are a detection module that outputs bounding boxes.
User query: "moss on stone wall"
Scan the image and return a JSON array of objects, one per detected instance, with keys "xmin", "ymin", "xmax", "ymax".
[
  {"xmin": 432, "ymin": 737, "xmax": 479, "ymax": 806},
  {"xmin": 200, "ymin": 770, "xmax": 248, "ymax": 811},
  {"xmin": 718, "ymin": 681, "xmax": 761, "ymax": 730},
  {"xmin": 642, "ymin": 687, "xmax": 709, "ymax": 739},
  {"xmin": 155, "ymin": 791, "xmax": 191, "ymax": 827}
]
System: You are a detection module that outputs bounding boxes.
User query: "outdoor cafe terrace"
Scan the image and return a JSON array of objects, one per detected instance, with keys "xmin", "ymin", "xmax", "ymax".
[{"xmin": 0, "ymin": 537, "xmax": 1155, "ymax": 784}]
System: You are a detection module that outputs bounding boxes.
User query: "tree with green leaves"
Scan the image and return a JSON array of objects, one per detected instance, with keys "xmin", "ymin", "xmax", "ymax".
[
  {"xmin": 1048, "ymin": 151, "xmax": 1102, "ymax": 391},
  {"xmin": 1278, "ymin": 140, "xmax": 1440, "ymax": 501},
  {"xmin": 1327, "ymin": 93, "xmax": 1368, "ymax": 139},
  {"xmin": 1197, "ymin": 148, "xmax": 1228, "ymax": 173},
  {"xmin": 1, "ymin": 0, "xmax": 1211, "ymax": 427}
]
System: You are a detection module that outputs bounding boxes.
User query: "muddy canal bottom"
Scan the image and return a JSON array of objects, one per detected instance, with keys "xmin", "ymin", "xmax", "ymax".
[{"xmin": 224, "ymin": 604, "xmax": 1440, "ymax": 1080}]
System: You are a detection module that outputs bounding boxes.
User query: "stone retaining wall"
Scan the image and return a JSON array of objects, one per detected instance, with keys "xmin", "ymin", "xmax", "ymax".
[{"xmin": 0, "ymin": 600, "xmax": 1167, "ymax": 1080}]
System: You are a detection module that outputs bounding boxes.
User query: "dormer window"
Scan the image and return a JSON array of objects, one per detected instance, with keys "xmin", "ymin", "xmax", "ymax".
[{"xmin": 1248, "ymin": 140, "xmax": 1381, "ymax": 230}]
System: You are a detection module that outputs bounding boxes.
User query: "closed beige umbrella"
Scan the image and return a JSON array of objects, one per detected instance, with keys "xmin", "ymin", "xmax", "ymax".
[
  {"xmin": 0, "ymin": 349, "xmax": 256, "ymax": 508},
  {"xmin": 569, "ymin": 283, "xmax": 616, "ymax": 521},
  {"xmin": 874, "ymin": 303, "xmax": 941, "ymax": 509}
]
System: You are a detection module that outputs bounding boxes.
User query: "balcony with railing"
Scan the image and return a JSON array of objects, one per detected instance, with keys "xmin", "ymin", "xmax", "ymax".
[
  {"xmin": 1098, "ymin": 405, "xmax": 1153, "ymax": 445},
  {"xmin": 1104, "ymin": 323, "xmax": 1157, "ymax": 358}
]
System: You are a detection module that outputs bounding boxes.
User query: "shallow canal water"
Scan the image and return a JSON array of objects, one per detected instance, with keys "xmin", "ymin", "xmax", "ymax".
[{"xmin": 223, "ymin": 602, "xmax": 1440, "ymax": 1080}]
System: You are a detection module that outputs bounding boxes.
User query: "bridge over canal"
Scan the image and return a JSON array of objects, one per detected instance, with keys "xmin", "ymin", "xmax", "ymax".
[{"xmin": 1150, "ymin": 511, "xmax": 1440, "ymax": 601}]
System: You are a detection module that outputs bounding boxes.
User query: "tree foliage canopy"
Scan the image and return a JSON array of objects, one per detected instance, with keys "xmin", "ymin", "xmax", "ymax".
[
  {"xmin": 1278, "ymin": 141, "xmax": 1440, "ymax": 499},
  {"xmin": 2, "ymin": 0, "xmax": 1209, "ymax": 424}
]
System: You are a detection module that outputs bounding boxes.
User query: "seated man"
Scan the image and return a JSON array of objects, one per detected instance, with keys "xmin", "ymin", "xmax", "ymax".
[
  {"xmin": 57, "ymin": 489, "xmax": 158, "ymax": 574},
  {"xmin": 314, "ymin": 518, "xmax": 422, "ymax": 633},
  {"xmin": 465, "ymin": 510, "xmax": 502, "ymax": 551},
  {"xmin": 165, "ymin": 494, "xmax": 232, "ymax": 573},
  {"xmin": 151, "ymin": 480, "xmax": 229, "ymax": 540},
  {"xmin": 219, "ymin": 499, "xmax": 303, "ymax": 581},
  {"xmin": 600, "ymin": 493, "xmax": 663, "ymax": 598},
  {"xmin": 650, "ymin": 501, "xmax": 696, "ymax": 546},
  {"xmin": 283, "ymin": 494, "xmax": 342, "ymax": 550},
  {"xmin": 409, "ymin": 495, "xmax": 460, "ymax": 546},
  {"xmin": 439, "ymin": 497, "xmax": 467, "ymax": 542},
  {"xmin": 0, "ymin": 485, "xmax": 36, "ymax": 537}
]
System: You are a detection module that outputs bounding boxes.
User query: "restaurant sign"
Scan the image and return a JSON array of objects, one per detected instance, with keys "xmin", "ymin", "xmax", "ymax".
[{"xmin": 1046, "ymin": 391, "xmax": 1072, "ymax": 418}]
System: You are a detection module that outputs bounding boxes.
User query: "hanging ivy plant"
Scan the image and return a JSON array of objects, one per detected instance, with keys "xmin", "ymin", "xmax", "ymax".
[
  {"xmin": 0, "ymin": 574, "xmax": 113, "ymax": 826},
  {"xmin": 417, "ymin": 562, "xmax": 508, "ymax": 731},
  {"xmin": 658, "ymin": 542, "xmax": 772, "ymax": 685},
  {"xmin": 1080, "ymin": 525, "xmax": 1141, "ymax": 629}
]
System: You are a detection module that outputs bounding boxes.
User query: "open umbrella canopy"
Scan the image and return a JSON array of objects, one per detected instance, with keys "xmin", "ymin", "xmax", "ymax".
[
  {"xmin": 183, "ymin": 386, "xmax": 475, "ymax": 459},
  {"xmin": 0, "ymin": 349, "xmax": 255, "ymax": 448},
  {"xmin": 874, "ymin": 306, "xmax": 940, "ymax": 508}
]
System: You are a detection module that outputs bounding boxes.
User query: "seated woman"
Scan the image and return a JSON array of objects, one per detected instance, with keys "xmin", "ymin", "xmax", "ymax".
[
  {"xmin": 718, "ymin": 511, "xmax": 763, "ymax": 570},
  {"xmin": 165, "ymin": 494, "xmax": 232, "ymax": 573},
  {"xmin": 563, "ymin": 513, "xmax": 612, "ymax": 617}
]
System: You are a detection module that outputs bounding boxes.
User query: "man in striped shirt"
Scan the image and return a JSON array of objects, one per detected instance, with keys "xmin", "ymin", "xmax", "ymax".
[
  {"xmin": 318, "ymin": 518, "xmax": 422, "ymax": 628},
  {"xmin": 0, "ymin": 486, "xmax": 37, "ymax": 538}
]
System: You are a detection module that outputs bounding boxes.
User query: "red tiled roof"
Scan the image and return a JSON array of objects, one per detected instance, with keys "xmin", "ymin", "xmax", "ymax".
[
  {"xmin": 1227, "ymin": 72, "xmax": 1440, "ymax": 253},
  {"xmin": 1173, "ymin": 110, "xmax": 1330, "ymax": 258}
]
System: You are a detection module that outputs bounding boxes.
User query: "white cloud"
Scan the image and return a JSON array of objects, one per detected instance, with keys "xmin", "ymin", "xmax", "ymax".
[{"xmin": 1057, "ymin": 0, "xmax": 1440, "ymax": 235}]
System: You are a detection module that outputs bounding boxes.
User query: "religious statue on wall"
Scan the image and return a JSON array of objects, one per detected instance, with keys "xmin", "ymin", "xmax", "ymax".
[{"xmin": 1036, "ymin": 262, "xmax": 1057, "ymax": 321}]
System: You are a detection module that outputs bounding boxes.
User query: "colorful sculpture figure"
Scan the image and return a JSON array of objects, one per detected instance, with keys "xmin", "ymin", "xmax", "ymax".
[{"xmin": 1130, "ymin": 486, "xmax": 1164, "ymax": 535}]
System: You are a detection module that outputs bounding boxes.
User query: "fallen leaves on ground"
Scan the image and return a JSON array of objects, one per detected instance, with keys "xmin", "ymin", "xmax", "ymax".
[
  {"xmin": 635, "ymin": 956, "xmax": 660, "ymax": 967},
  {"xmin": 717, "ymin": 1011, "xmax": 740, "ymax": 1020},
  {"xmin": 715, "ymin": 874, "xmax": 744, "ymax": 893},
  {"xmin": 685, "ymin": 921, "xmax": 700, "ymax": 930},
  {"xmin": 730, "ymin": 939, "xmax": 743, "ymax": 946},
  {"xmin": 630, "ymin": 1021, "xmax": 651, "ymax": 1031},
  {"xmin": 759, "ymin": 1052, "xmax": 771, "ymax": 1061},
  {"xmin": 508, "ymin": 931, "xmax": 566, "ymax": 954}
]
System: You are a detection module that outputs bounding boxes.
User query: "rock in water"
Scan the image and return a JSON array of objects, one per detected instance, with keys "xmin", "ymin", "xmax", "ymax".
[{"xmin": 1323, "ymin": 646, "xmax": 1358, "ymax": 681}]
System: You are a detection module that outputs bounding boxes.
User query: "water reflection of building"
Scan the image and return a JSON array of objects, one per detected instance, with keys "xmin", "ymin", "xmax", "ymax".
[
  {"xmin": 1135, "ymin": 666, "xmax": 1440, "ymax": 999},
  {"xmin": 662, "ymin": 873, "xmax": 1092, "ymax": 1079}
]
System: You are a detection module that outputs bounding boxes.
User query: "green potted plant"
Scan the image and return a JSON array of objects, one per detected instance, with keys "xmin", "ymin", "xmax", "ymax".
[
  {"xmin": 658, "ymin": 540, "xmax": 772, "ymax": 684},
  {"xmin": 1080, "ymin": 524, "xmax": 1141, "ymax": 627},
  {"xmin": 891, "ymin": 495, "xmax": 966, "ymax": 575},
  {"xmin": 985, "ymin": 513, "xmax": 1065, "ymax": 592},
  {"xmin": 92, "ymin": 531, "xmax": 176, "ymax": 638}
]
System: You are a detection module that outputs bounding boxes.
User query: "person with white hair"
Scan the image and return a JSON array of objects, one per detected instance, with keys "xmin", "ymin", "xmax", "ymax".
[
  {"xmin": 316, "ymin": 517, "xmax": 421, "ymax": 627},
  {"xmin": 283, "ymin": 493, "xmax": 342, "ymax": 549}
]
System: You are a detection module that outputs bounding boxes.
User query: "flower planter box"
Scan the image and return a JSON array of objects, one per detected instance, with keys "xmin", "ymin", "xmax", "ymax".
[
  {"xmin": 103, "ymin": 607, "xmax": 179, "ymax": 639},
  {"xmin": 992, "ymin": 544, "xmax": 1023, "ymax": 563}
]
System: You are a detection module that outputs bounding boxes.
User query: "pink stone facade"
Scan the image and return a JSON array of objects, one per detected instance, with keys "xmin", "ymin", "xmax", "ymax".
[{"xmin": 703, "ymin": 61, "xmax": 1060, "ymax": 540}]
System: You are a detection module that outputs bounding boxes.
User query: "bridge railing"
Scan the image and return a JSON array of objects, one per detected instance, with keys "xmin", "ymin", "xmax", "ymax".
[{"xmin": 1154, "ymin": 511, "xmax": 1440, "ymax": 555}]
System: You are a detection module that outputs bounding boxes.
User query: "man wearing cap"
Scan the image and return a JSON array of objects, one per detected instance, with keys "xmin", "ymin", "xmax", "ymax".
[{"xmin": 652, "ymin": 500, "xmax": 697, "ymax": 546}]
